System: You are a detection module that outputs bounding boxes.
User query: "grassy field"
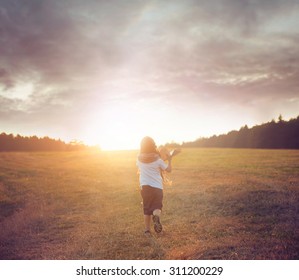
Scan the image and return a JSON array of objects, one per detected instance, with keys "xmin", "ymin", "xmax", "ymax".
[{"xmin": 0, "ymin": 148, "xmax": 298, "ymax": 260}]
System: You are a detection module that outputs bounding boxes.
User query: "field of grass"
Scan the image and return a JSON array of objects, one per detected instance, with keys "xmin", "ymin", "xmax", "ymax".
[{"xmin": 0, "ymin": 148, "xmax": 298, "ymax": 260}]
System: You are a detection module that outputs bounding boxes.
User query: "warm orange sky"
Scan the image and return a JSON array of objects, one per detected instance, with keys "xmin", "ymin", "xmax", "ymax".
[{"xmin": 1, "ymin": 1, "xmax": 299, "ymax": 150}]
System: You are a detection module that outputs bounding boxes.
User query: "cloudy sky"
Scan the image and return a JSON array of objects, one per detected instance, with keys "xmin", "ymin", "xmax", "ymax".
[{"xmin": 1, "ymin": 0, "xmax": 299, "ymax": 150}]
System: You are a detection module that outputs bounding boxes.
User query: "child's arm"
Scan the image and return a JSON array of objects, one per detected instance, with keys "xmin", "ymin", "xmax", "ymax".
[
  {"xmin": 165, "ymin": 156, "xmax": 172, "ymax": 173},
  {"xmin": 170, "ymin": 148, "xmax": 181, "ymax": 157}
]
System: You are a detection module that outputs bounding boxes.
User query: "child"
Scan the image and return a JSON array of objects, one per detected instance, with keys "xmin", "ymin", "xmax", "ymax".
[{"xmin": 137, "ymin": 136, "xmax": 179, "ymax": 234}]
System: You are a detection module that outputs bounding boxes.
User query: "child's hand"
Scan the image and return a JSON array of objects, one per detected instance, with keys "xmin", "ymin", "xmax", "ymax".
[
  {"xmin": 158, "ymin": 146, "xmax": 171, "ymax": 160},
  {"xmin": 170, "ymin": 148, "xmax": 181, "ymax": 157}
]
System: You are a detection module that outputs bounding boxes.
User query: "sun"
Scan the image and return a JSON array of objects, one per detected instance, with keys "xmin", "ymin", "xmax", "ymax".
[
  {"xmin": 83, "ymin": 127, "xmax": 140, "ymax": 151},
  {"xmin": 81, "ymin": 97, "xmax": 183, "ymax": 151},
  {"xmin": 82, "ymin": 101, "xmax": 145, "ymax": 150},
  {"xmin": 81, "ymin": 96, "xmax": 229, "ymax": 151}
]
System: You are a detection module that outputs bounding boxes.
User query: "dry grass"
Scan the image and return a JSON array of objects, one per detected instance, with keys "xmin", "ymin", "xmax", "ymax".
[{"xmin": 0, "ymin": 148, "xmax": 298, "ymax": 259}]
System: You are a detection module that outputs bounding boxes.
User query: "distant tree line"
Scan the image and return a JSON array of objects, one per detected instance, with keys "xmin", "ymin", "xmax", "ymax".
[
  {"xmin": 0, "ymin": 133, "xmax": 86, "ymax": 152},
  {"xmin": 181, "ymin": 115, "xmax": 299, "ymax": 149}
]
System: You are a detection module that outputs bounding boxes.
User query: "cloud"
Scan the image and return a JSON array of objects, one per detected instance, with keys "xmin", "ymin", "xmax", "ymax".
[
  {"xmin": 0, "ymin": 0, "xmax": 298, "ymax": 142},
  {"xmin": 0, "ymin": 68, "xmax": 15, "ymax": 91},
  {"xmin": 1, "ymin": 0, "xmax": 298, "ymax": 91},
  {"xmin": 131, "ymin": 1, "xmax": 299, "ymax": 106},
  {"xmin": 0, "ymin": 0, "xmax": 149, "ymax": 80}
]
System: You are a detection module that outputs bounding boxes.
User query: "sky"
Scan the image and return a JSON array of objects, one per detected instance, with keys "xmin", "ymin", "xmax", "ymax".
[{"xmin": 1, "ymin": 0, "xmax": 299, "ymax": 150}]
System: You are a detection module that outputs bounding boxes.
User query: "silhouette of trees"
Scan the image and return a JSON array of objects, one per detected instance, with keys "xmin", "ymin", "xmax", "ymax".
[
  {"xmin": 182, "ymin": 115, "xmax": 299, "ymax": 149},
  {"xmin": 0, "ymin": 133, "xmax": 86, "ymax": 152}
]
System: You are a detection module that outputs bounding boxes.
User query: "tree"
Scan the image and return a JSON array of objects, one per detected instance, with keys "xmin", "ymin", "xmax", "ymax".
[
  {"xmin": 181, "ymin": 115, "xmax": 299, "ymax": 149},
  {"xmin": 0, "ymin": 133, "xmax": 87, "ymax": 152}
]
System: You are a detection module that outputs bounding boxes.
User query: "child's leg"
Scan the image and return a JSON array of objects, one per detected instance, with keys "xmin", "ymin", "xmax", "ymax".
[
  {"xmin": 144, "ymin": 215, "xmax": 151, "ymax": 232},
  {"xmin": 152, "ymin": 209, "xmax": 162, "ymax": 233}
]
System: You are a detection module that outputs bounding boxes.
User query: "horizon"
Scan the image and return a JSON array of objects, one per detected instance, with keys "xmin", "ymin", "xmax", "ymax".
[
  {"xmin": 1, "ymin": 1, "xmax": 299, "ymax": 151},
  {"xmin": 2, "ymin": 113, "xmax": 297, "ymax": 151}
]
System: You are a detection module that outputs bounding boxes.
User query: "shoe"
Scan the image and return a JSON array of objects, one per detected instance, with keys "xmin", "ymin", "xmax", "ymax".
[{"xmin": 153, "ymin": 215, "xmax": 162, "ymax": 233}]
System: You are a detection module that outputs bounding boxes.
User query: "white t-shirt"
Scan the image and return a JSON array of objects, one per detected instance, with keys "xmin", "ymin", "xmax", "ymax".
[{"xmin": 137, "ymin": 159, "xmax": 168, "ymax": 189}]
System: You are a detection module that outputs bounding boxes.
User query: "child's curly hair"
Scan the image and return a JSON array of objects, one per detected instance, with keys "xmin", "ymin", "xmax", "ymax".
[{"xmin": 140, "ymin": 136, "xmax": 158, "ymax": 154}]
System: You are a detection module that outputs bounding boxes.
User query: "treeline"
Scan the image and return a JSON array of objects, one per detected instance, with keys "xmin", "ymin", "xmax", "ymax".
[
  {"xmin": 182, "ymin": 115, "xmax": 299, "ymax": 149},
  {"xmin": 0, "ymin": 133, "xmax": 86, "ymax": 152}
]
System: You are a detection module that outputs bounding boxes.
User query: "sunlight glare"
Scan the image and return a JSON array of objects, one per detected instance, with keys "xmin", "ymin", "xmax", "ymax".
[
  {"xmin": 82, "ymin": 96, "xmax": 253, "ymax": 151},
  {"xmin": 83, "ymin": 101, "xmax": 144, "ymax": 150}
]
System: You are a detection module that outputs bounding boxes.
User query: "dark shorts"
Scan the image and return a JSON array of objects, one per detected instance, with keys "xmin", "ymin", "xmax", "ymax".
[{"xmin": 141, "ymin": 185, "xmax": 163, "ymax": 215}]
